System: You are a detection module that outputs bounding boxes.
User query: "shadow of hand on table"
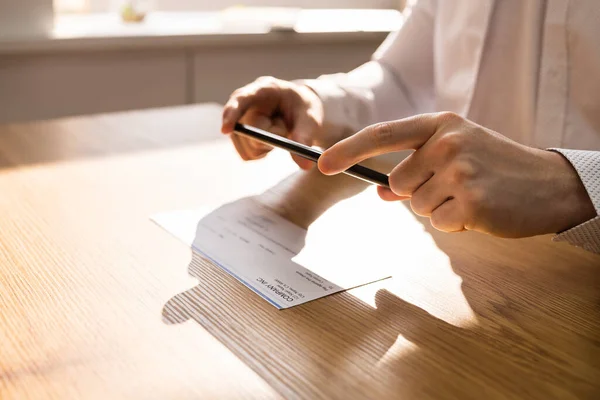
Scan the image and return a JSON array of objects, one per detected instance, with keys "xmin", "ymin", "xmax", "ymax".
[{"xmin": 161, "ymin": 169, "xmax": 600, "ymax": 400}]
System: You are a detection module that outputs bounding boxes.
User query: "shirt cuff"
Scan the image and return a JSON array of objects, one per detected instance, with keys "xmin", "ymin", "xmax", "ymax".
[
  {"xmin": 552, "ymin": 216, "xmax": 600, "ymax": 253},
  {"xmin": 296, "ymin": 74, "xmax": 358, "ymax": 131},
  {"xmin": 294, "ymin": 76, "xmax": 366, "ymax": 146},
  {"xmin": 548, "ymin": 148, "xmax": 600, "ymax": 253}
]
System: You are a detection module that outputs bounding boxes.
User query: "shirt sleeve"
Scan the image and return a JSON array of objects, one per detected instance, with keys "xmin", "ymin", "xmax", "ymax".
[
  {"xmin": 295, "ymin": 0, "xmax": 437, "ymax": 146},
  {"xmin": 549, "ymin": 149, "xmax": 600, "ymax": 253}
]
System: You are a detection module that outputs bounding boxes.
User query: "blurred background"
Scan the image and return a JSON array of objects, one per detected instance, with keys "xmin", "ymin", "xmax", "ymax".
[{"xmin": 0, "ymin": 0, "xmax": 407, "ymax": 124}]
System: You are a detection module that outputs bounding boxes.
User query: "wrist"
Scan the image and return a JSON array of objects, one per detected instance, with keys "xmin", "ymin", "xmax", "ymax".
[
  {"xmin": 294, "ymin": 81, "xmax": 348, "ymax": 149},
  {"xmin": 545, "ymin": 150, "xmax": 596, "ymax": 233},
  {"xmin": 294, "ymin": 83, "xmax": 328, "ymax": 146}
]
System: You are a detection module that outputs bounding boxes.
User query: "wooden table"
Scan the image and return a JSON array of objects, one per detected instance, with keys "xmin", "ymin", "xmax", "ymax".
[{"xmin": 1, "ymin": 104, "xmax": 598, "ymax": 400}]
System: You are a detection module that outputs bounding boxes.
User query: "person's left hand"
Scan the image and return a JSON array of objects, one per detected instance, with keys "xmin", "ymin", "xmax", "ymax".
[{"xmin": 318, "ymin": 112, "xmax": 596, "ymax": 238}]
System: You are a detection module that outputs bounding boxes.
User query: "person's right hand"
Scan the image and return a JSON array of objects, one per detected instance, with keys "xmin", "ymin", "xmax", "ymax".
[{"xmin": 221, "ymin": 76, "xmax": 325, "ymax": 170}]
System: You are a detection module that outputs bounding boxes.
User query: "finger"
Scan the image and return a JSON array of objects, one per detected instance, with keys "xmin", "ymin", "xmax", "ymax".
[
  {"xmin": 388, "ymin": 148, "xmax": 435, "ymax": 197},
  {"xmin": 409, "ymin": 174, "xmax": 453, "ymax": 217},
  {"xmin": 319, "ymin": 113, "xmax": 442, "ymax": 175},
  {"xmin": 239, "ymin": 110, "xmax": 275, "ymax": 155},
  {"xmin": 222, "ymin": 84, "xmax": 279, "ymax": 133},
  {"xmin": 429, "ymin": 199, "xmax": 466, "ymax": 233},
  {"xmin": 222, "ymin": 95, "xmax": 248, "ymax": 134},
  {"xmin": 270, "ymin": 117, "xmax": 298, "ymax": 160},
  {"xmin": 271, "ymin": 117, "xmax": 288, "ymax": 137},
  {"xmin": 232, "ymin": 133, "xmax": 268, "ymax": 161},
  {"xmin": 230, "ymin": 133, "xmax": 254, "ymax": 161},
  {"xmin": 377, "ymin": 186, "xmax": 410, "ymax": 202},
  {"xmin": 290, "ymin": 113, "xmax": 318, "ymax": 170}
]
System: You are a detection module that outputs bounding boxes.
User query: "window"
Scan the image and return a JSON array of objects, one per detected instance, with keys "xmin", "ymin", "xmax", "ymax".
[
  {"xmin": 54, "ymin": 0, "xmax": 402, "ymax": 14},
  {"xmin": 51, "ymin": 1, "xmax": 405, "ymax": 38}
]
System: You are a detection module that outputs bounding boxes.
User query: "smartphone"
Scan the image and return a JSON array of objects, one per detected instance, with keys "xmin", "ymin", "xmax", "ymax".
[{"xmin": 234, "ymin": 123, "xmax": 390, "ymax": 188}]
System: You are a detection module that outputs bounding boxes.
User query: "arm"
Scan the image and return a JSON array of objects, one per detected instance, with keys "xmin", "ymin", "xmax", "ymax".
[
  {"xmin": 317, "ymin": 112, "xmax": 599, "ymax": 253},
  {"xmin": 549, "ymin": 149, "xmax": 600, "ymax": 253},
  {"xmin": 298, "ymin": 0, "xmax": 437, "ymax": 147},
  {"xmin": 220, "ymin": 1, "xmax": 437, "ymax": 169}
]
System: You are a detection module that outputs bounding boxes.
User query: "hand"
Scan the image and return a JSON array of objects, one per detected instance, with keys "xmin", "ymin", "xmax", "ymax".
[
  {"xmin": 221, "ymin": 76, "xmax": 325, "ymax": 170},
  {"xmin": 318, "ymin": 112, "xmax": 596, "ymax": 238}
]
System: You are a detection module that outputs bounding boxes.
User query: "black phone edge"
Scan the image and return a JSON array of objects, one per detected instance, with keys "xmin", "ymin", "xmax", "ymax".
[{"xmin": 233, "ymin": 123, "xmax": 390, "ymax": 188}]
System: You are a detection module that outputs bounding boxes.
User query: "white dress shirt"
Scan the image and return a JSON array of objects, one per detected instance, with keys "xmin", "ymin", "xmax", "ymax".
[{"xmin": 302, "ymin": 0, "xmax": 600, "ymax": 253}]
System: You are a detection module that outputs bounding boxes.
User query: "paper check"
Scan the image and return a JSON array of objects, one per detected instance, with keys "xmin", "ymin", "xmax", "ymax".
[{"xmin": 152, "ymin": 197, "xmax": 392, "ymax": 309}]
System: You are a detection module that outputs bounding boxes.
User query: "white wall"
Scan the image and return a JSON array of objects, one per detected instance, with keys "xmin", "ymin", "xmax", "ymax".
[
  {"xmin": 0, "ymin": 0, "xmax": 54, "ymax": 38},
  {"xmin": 0, "ymin": 50, "xmax": 187, "ymax": 122}
]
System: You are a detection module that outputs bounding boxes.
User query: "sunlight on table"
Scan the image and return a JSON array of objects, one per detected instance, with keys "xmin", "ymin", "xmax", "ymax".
[{"xmin": 294, "ymin": 183, "xmax": 477, "ymax": 322}]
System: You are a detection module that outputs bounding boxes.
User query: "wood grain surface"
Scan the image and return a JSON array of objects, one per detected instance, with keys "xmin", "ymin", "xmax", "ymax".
[{"xmin": 0, "ymin": 104, "xmax": 599, "ymax": 400}]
